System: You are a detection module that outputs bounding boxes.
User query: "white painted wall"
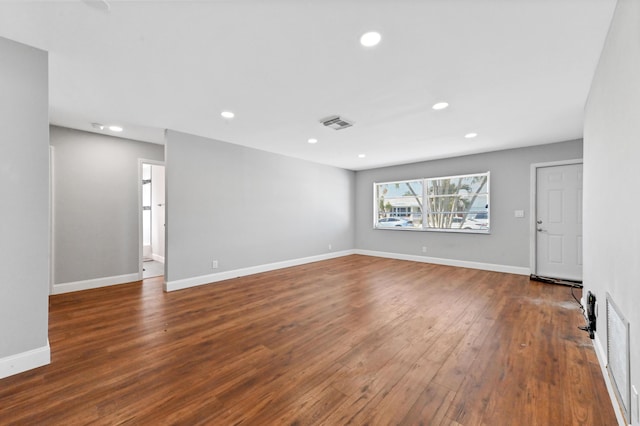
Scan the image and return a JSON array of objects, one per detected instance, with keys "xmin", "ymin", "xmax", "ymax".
[
  {"xmin": 0, "ymin": 37, "xmax": 50, "ymax": 378},
  {"xmin": 584, "ymin": 0, "xmax": 640, "ymax": 424}
]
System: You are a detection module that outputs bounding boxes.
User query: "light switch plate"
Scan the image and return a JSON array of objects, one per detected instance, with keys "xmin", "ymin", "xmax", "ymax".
[{"xmin": 514, "ymin": 210, "xmax": 525, "ymax": 218}]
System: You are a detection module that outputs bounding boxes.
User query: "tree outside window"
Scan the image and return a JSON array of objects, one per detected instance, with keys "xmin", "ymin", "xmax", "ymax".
[{"xmin": 374, "ymin": 172, "xmax": 489, "ymax": 233}]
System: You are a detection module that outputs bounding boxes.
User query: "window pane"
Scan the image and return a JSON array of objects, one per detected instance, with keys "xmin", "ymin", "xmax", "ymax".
[
  {"xmin": 142, "ymin": 209, "xmax": 151, "ymax": 245},
  {"xmin": 374, "ymin": 173, "xmax": 489, "ymax": 233},
  {"xmin": 375, "ymin": 180, "xmax": 423, "ymax": 229},
  {"xmin": 425, "ymin": 173, "xmax": 489, "ymax": 232}
]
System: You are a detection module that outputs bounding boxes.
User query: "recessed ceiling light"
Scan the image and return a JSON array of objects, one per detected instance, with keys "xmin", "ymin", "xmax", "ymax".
[
  {"xmin": 221, "ymin": 111, "xmax": 235, "ymax": 119},
  {"xmin": 308, "ymin": 138, "xmax": 318, "ymax": 144},
  {"xmin": 358, "ymin": 154, "xmax": 366, "ymax": 158},
  {"xmin": 432, "ymin": 102, "xmax": 449, "ymax": 110},
  {"xmin": 108, "ymin": 125, "xmax": 123, "ymax": 132},
  {"xmin": 360, "ymin": 31, "xmax": 381, "ymax": 47},
  {"xmin": 465, "ymin": 132, "xmax": 478, "ymax": 139}
]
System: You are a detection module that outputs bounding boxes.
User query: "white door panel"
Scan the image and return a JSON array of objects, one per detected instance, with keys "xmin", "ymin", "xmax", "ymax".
[{"xmin": 536, "ymin": 163, "xmax": 583, "ymax": 280}]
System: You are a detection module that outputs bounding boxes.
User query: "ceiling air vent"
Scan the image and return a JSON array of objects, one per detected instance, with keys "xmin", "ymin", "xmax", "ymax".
[{"xmin": 320, "ymin": 115, "xmax": 354, "ymax": 130}]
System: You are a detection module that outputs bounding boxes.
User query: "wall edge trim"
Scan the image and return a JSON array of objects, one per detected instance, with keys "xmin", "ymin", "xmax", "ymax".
[
  {"xmin": 354, "ymin": 249, "xmax": 530, "ymax": 275},
  {"xmin": 164, "ymin": 250, "xmax": 356, "ymax": 292},
  {"xmin": 0, "ymin": 341, "xmax": 50, "ymax": 380},
  {"xmin": 52, "ymin": 273, "xmax": 140, "ymax": 295},
  {"xmin": 593, "ymin": 332, "xmax": 628, "ymax": 426}
]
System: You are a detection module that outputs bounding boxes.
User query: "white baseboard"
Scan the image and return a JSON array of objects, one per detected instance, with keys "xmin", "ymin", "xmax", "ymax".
[
  {"xmin": 52, "ymin": 272, "xmax": 140, "ymax": 295},
  {"xmin": 354, "ymin": 249, "xmax": 530, "ymax": 275},
  {"xmin": 164, "ymin": 249, "xmax": 530, "ymax": 292},
  {"xmin": 164, "ymin": 250, "xmax": 355, "ymax": 292},
  {"xmin": 151, "ymin": 254, "xmax": 165, "ymax": 264},
  {"xmin": 594, "ymin": 331, "xmax": 607, "ymax": 368},
  {"xmin": 593, "ymin": 332, "xmax": 628, "ymax": 426},
  {"xmin": 0, "ymin": 341, "xmax": 50, "ymax": 380}
]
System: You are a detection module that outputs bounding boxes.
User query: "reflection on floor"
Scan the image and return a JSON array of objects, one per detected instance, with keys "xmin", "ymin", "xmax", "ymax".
[{"xmin": 143, "ymin": 260, "xmax": 164, "ymax": 279}]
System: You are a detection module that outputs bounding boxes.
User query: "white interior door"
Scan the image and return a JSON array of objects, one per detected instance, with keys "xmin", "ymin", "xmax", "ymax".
[
  {"xmin": 535, "ymin": 163, "xmax": 583, "ymax": 281},
  {"xmin": 150, "ymin": 165, "xmax": 165, "ymax": 263},
  {"xmin": 142, "ymin": 163, "xmax": 152, "ymax": 260}
]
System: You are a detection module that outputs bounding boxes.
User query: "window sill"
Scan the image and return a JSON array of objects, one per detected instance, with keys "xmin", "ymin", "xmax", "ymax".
[{"xmin": 373, "ymin": 226, "xmax": 490, "ymax": 235}]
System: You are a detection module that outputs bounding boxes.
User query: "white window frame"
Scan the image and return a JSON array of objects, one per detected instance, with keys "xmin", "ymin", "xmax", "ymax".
[{"xmin": 373, "ymin": 172, "xmax": 490, "ymax": 234}]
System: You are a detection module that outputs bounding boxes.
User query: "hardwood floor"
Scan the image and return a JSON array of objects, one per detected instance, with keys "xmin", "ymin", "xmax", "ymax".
[{"xmin": 0, "ymin": 255, "xmax": 617, "ymax": 425}]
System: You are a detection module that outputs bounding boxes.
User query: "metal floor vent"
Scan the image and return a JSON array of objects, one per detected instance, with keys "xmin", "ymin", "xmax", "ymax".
[
  {"xmin": 321, "ymin": 115, "xmax": 353, "ymax": 130},
  {"xmin": 606, "ymin": 293, "xmax": 631, "ymax": 424}
]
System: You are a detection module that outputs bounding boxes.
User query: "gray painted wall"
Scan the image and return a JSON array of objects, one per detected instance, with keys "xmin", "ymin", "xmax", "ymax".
[
  {"xmin": 584, "ymin": 0, "xmax": 639, "ymax": 422},
  {"xmin": 165, "ymin": 130, "xmax": 355, "ymax": 283},
  {"xmin": 355, "ymin": 140, "xmax": 582, "ymax": 269},
  {"xmin": 50, "ymin": 126, "xmax": 164, "ymax": 284},
  {"xmin": 0, "ymin": 38, "xmax": 49, "ymax": 358}
]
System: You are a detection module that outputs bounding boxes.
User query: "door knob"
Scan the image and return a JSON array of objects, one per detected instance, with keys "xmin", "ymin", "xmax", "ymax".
[
  {"xmin": 537, "ymin": 227, "xmax": 544, "ymax": 232},
  {"xmin": 536, "ymin": 219, "xmax": 543, "ymax": 224}
]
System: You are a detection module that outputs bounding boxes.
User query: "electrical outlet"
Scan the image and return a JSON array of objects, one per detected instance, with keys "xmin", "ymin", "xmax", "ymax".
[
  {"xmin": 514, "ymin": 210, "xmax": 525, "ymax": 218},
  {"xmin": 211, "ymin": 260, "xmax": 218, "ymax": 269},
  {"xmin": 422, "ymin": 246, "xmax": 427, "ymax": 253}
]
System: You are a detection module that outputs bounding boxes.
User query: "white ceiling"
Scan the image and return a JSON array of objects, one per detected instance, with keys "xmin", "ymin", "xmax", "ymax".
[{"xmin": 0, "ymin": 0, "xmax": 616, "ymax": 171}]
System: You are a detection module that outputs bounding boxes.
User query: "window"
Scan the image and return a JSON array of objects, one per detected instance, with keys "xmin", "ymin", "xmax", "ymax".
[
  {"xmin": 374, "ymin": 172, "xmax": 489, "ymax": 233},
  {"xmin": 375, "ymin": 179, "xmax": 423, "ymax": 229}
]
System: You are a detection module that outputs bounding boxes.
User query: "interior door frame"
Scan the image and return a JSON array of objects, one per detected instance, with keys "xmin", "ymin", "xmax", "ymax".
[
  {"xmin": 49, "ymin": 146, "xmax": 55, "ymax": 294},
  {"xmin": 529, "ymin": 158, "xmax": 583, "ymax": 276},
  {"xmin": 138, "ymin": 158, "xmax": 165, "ymax": 280}
]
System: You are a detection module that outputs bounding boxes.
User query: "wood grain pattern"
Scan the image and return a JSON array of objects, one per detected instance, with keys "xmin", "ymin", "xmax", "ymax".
[{"xmin": 0, "ymin": 255, "xmax": 616, "ymax": 425}]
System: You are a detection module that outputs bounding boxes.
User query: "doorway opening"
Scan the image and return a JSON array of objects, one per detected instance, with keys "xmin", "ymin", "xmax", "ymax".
[{"xmin": 139, "ymin": 160, "xmax": 165, "ymax": 279}]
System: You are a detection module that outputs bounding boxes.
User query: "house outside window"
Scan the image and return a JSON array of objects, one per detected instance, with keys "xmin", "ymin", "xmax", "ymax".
[{"xmin": 374, "ymin": 172, "xmax": 489, "ymax": 233}]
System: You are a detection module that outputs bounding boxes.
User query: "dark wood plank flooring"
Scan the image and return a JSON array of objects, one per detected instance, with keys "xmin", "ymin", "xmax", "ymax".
[{"xmin": 0, "ymin": 255, "xmax": 617, "ymax": 425}]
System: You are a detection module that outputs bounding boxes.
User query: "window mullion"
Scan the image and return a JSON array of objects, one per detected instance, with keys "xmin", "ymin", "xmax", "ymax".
[{"xmin": 422, "ymin": 178, "xmax": 427, "ymax": 230}]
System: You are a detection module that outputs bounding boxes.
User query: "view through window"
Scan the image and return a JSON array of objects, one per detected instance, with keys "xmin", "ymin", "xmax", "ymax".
[{"xmin": 374, "ymin": 172, "xmax": 489, "ymax": 233}]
